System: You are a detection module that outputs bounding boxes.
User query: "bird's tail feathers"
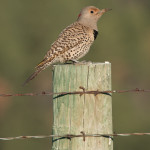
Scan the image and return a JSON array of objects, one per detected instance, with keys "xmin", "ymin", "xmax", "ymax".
[
  {"xmin": 22, "ymin": 67, "xmax": 43, "ymax": 86},
  {"xmin": 35, "ymin": 58, "xmax": 49, "ymax": 69},
  {"xmin": 23, "ymin": 58, "xmax": 52, "ymax": 86}
]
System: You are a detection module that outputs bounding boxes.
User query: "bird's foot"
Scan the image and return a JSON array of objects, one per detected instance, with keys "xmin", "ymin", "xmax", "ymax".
[
  {"xmin": 64, "ymin": 59, "xmax": 79, "ymax": 64},
  {"xmin": 70, "ymin": 59, "xmax": 79, "ymax": 64},
  {"xmin": 65, "ymin": 60, "xmax": 92, "ymax": 65},
  {"xmin": 73, "ymin": 60, "xmax": 92, "ymax": 65}
]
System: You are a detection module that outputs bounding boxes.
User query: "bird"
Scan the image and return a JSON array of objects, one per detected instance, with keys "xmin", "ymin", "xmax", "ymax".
[{"xmin": 23, "ymin": 6, "xmax": 111, "ymax": 86}]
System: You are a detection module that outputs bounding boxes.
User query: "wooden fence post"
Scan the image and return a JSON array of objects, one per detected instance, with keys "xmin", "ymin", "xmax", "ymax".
[{"xmin": 52, "ymin": 62, "xmax": 113, "ymax": 150}]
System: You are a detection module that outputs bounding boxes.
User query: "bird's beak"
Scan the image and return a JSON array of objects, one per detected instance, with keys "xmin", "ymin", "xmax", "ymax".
[{"xmin": 98, "ymin": 8, "xmax": 112, "ymax": 15}]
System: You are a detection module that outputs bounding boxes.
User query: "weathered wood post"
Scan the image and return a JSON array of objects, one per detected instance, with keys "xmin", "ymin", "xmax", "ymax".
[{"xmin": 52, "ymin": 62, "xmax": 113, "ymax": 150}]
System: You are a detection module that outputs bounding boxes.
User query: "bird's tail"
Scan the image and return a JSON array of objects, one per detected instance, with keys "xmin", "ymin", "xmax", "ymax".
[
  {"xmin": 23, "ymin": 58, "xmax": 49, "ymax": 86},
  {"xmin": 22, "ymin": 68, "xmax": 43, "ymax": 86}
]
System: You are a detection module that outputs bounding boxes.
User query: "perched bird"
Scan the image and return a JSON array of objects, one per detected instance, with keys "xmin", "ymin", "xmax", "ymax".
[{"xmin": 23, "ymin": 6, "xmax": 111, "ymax": 85}]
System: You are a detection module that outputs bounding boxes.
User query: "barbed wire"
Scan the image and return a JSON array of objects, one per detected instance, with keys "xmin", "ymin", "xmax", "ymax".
[
  {"xmin": 0, "ymin": 89, "xmax": 150, "ymax": 142},
  {"xmin": 0, "ymin": 88, "xmax": 150, "ymax": 98},
  {"xmin": 0, "ymin": 132, "xmax": 150, "ymax": 141}
]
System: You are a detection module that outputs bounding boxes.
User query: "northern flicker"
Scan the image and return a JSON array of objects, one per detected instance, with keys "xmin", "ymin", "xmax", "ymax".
[{"xmin": 23, "ymin": 6, "xmax": 111, "ymax": 85}]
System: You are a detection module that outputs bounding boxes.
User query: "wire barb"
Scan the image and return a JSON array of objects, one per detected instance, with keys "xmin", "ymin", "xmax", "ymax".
[{"xmin": 80, "ymin": 131, "xmax": 86, "ymax": 141}]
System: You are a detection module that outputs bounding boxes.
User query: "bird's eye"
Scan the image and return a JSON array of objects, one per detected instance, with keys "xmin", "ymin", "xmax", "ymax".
[{"xmin": 90, "ymin": 11, "xmax": 94, "ymax": 14}]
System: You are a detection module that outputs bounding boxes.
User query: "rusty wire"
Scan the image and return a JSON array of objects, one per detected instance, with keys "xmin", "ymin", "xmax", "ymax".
[
  {"xmin": 0, "ymin": 88, "xmax": 150, "ymax": 98},
  {"xmin": 0, "ymin": 88, "xmax": 150, "ymax": 141},
  {"xmin": 0, "ymin": 132, "xmax": 150, "ymax": 141}
]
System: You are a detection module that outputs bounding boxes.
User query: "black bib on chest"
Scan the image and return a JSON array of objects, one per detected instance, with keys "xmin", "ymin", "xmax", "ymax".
[{"xmin": 93, "ymin": 30, "xmax": 98, "ymax": 40}]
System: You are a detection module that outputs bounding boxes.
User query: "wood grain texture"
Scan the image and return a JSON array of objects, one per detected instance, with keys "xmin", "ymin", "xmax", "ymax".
[{"xmin": 52, "ymin": 62, "xmax": 113, "ymax": 150}]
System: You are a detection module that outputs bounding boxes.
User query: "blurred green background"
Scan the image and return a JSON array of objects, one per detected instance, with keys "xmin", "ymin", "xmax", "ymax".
[{"xmin": 0, "ymin": 0, "xmax": 150, "ymax": 149}]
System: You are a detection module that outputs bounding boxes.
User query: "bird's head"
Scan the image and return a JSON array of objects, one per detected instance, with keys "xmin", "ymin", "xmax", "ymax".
[{"xmin": 77, "ymin": 6, "xmax": 111, "ymax": 30}]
